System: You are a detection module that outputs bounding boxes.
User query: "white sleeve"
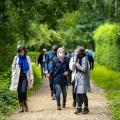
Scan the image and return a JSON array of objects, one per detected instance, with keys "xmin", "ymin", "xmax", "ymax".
[{"xmin": 69, "ymin": 57, "xmax": 75, "ymax": 72}]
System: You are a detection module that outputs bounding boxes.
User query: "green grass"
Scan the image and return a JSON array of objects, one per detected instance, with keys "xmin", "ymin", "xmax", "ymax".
[
  {"xmin": 0, "ymin": 63, "xmax": 42, "ymax": 120},
  {"xmin": 91, "ymin": 63, "xmax": 120, "ymax": 120}
]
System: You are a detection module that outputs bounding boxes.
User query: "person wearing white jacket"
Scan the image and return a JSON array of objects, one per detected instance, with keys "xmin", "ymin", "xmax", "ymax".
[
  {"xmin": 69, "ymin": 47, "xmax": 81, "ymax": 107},
  {"xmin": 10, "ymin": 46, "xmax": 34, "ymax": 112}
]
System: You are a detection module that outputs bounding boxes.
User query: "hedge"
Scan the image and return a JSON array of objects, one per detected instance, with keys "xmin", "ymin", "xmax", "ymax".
[{"xmin": 93, "ymin": 23, "xmax": 120, "ymax": 71}]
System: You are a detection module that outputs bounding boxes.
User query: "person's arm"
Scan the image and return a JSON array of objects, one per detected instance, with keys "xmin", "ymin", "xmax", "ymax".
[
  {"xmin": 44, "ymin": 53, "xmax": 49, "ymax": 73},
  {"xmin": 27, "ymin": 56, "xmax": 34, "ymax": 87},
  {"xmin": 69, "ymin": 57, "xmax": 76, "ymax": 72},
  {"xmin": 12, "ymin": 56, "xmax": 17, "ymax": 74},
  {"xmin": 75, "ymin": 57, "xmax": 88, "ymax": 73}
]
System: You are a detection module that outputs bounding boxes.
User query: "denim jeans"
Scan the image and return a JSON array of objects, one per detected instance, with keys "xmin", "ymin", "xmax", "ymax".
[{"xmin": 55, "ymin": 84, "xmax": 67, "ymax": 106}]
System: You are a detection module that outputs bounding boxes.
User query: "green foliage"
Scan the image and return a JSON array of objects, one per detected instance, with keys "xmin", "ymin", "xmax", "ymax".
[
  {"xmin": 94, "ymin": 23, "xmax": 120, "ymax": 70},
  {"xmin": 26, "ymin": 24, "xmax": 61, "ymax": 51},
  {"xmin": 28, "ymin": 52, "xmax": 40, "ymax": 63},
  {"xmin": 57, "ymin": 11, "xmax": 89, "ymax": 49},
  {"xmin": 91, "ymin": 63, "xmax": 120, "ymax": 120},
  {"xmin": 32, "ymin": 63, "xmax": 43, "ymax": 91}
]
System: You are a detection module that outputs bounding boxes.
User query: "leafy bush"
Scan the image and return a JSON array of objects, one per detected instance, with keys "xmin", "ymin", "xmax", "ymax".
[
  {"xmin": 93, "ymin": 23, "xmax": 120, "ymax": 71},
  {"xmin": 31, "ymin": 63, "xmax": 43, "ymax": 91},
  {"xmin": 28, "ymin": 52, "xmax": 40, "ymax": 63},
  {"xmin": 91, "ymin": 63, "xmax": 120, "ymax": 120}
]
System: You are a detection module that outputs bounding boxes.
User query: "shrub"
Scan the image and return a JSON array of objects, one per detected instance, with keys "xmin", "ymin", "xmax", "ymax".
[{"xmin": 93, "ymin": 23, "xmax": 120, "ymax": 71}]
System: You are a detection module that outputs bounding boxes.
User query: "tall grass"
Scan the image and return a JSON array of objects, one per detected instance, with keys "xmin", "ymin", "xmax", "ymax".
[{"xmin": 91, "ymin": 63, "xmax": 120, "ymax": 120}]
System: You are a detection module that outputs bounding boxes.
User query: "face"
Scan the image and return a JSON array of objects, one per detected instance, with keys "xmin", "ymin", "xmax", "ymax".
[
  {"xmin": 58, "ymin": 51, "xmax": 65, "ymax": 57},
  {"xmin": 74, "ymin": 49, "xmax": 79, "ymax": 56},
  {"xmin": 20, "ymin": 49, "xmax": 25, "ymax": 56}
]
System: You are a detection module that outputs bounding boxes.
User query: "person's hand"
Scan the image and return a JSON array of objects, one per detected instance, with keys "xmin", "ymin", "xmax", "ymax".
[{"xmin": 63, "ymin": 71, "xmax": 69, "ymax": 76}]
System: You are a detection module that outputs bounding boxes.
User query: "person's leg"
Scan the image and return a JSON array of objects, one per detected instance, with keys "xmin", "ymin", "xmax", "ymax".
[
  {"xmin": 49, "ymin": 76, "xmax": 53, "ymax": 96},
  {"xmin": 82, "ymin": 93, "xmax": 89, "ymax": 114},
  {"xmin": 17, "ymin": 79, "xmax": 24, "ymax": 112},
  {"xmin": 55, "ymin": 84, "xmax": 61, "ymax": 110},
  {"xmin": 22, "ymin": 79, "xmax": 28, "ymax": 111},
  {"xmin": 72, "ymin": 80, "xmax": 76, "ymax": 107},
  {"xmin": 41, "ymin": 64, "xmax": 43, "ymax": 79},
  {"xmin": 91, "ymin": 57, "xmax": 94, "ymax": 70},
  {"xmin": 49, "ymin": 76, "xmax": 56, "ymax": 100},
  {"xmin": 61, "ymin": 86, "xmax": 67, "ymax": 108},
  {"xmin": 75, "ymin": 94, "xmax": 83, "ymax": 114}
]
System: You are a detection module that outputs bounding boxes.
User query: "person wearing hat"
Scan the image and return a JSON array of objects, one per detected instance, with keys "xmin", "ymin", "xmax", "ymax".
[
  {"xmin": 45, "ymin": 45, "xmax": 58, "ymax": 100},
  {"xmin": 51, "ymin": 47, "xmax": 69, "ymax": 110},
  {"xmin": 10, "ymin": 46, "xmax": 34, "ymax": 112},
  {"xmin": 74, "ymin": 47, "xmax": 91, "ymax": 114},
  {"xmin": 38, "ymin": 48, "xmax": 47, "ymax": 79}
]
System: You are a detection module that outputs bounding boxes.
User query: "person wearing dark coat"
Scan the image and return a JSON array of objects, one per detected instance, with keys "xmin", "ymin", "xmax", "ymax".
[
  {"xmin": 52, "ymin": 47, "xmax": 69, "ymax": 110},
  {"xmin": 38, "ymin": 49, "xmax": 47, "ymax": 79}
]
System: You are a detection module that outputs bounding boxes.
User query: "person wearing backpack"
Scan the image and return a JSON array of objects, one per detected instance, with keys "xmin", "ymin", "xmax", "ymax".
[
  {"xmin": 45, "ymin": 45, "xmax": 58, "ymax": 100},
  {"xmin": 86, "ymin": 49, "xmax": 94, "ymax": 70},
  {"xmin": 52, "ymin": 47, "xmax": 69, "ymax": 110},
  {"xmin": 10, "ymin": 46, "xmax": 34, "ymax": 112}
]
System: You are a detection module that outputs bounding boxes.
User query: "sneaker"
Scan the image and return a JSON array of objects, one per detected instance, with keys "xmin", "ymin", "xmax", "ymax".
[
  {"xmin": 57, "ymin": 106, "xmax": 61, "ymax": 110},
  {"xmin": 52, "ymin": 94, "xmax": 56, "ymax": 100},
  {"xmin": 82, "ymin": 108, "xmax": 89, "ymax": 114},
  {"xmin": 74, "ymin": 108, "xmax": 82, "ymax": 114}
]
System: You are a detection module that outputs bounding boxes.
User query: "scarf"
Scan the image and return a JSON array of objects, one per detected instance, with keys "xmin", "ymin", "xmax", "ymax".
[{"xmin": 18, "ymin": 54, "xmax": 29, "ymax": 74}]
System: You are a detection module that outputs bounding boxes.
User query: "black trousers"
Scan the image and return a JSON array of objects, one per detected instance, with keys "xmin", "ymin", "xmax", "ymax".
[
  {"xmin": 49, "ymin": 76, "xmax": 55, "ymax": 96},
  {"xmin": 71, "ymin": 80, "xmax": 76, "ymax": 102},
  {"xmin": 17, "ymin": 78, "xmax": 28, "ymax": 103},
  {"xmin": 76, "ymin": 93, "xmax": 88, "ymax": 108},
  {"xmin": 88, "ymin": 56, "xmax": 94, "ymax": 70}
]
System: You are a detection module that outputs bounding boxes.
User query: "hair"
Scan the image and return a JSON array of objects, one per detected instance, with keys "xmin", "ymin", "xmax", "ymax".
[
  {"xmin": 77, "ymin": 47, "xmax": 86, "ymax": 65},
  {"xmin": 52, "ymin": 45, "xmax": 58, "ymax": 51},
  {"xmin": 17, "ymin": 46, "xmax": 26, "ymax": 54}
]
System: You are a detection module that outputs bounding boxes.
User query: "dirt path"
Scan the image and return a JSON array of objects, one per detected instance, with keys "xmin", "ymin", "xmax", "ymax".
[{"xmin": 8, "ymin": 80, "xmax": 111, "ymax": 120}]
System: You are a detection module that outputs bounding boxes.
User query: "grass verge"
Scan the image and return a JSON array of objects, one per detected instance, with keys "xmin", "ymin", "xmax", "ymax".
[{"xmin": 91, "ymin": 63, "xmax": 120, "ymax": 120}]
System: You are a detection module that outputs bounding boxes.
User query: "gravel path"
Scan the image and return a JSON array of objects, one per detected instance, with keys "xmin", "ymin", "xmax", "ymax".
[{"xmin": 8, "ymin": 80, "xmax": 111, "ymax": 120}]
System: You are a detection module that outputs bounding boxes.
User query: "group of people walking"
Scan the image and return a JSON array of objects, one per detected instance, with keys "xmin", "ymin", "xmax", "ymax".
[{"xmin": 10, "ymin": 45, "xmax": 94, "ymax": 115}]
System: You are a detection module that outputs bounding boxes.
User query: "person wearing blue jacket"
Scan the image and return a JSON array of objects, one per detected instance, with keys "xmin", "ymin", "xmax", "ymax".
[
  {"xmin": 52, "ymin": 47, "xmax": 69, "ymax": 110},
  {"xmin": 45, "ymin": 45, "xmax": 58, "ymax": 100}
]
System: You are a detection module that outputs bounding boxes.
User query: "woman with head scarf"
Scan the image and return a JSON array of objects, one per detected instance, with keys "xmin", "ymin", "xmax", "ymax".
[
  {"xmin": 52, "ymin": 47, "xmax": 69, "ymax": 110},
  {"xmin": 10, "ymin": 46, "xmax": 34, "ymax": 112}
]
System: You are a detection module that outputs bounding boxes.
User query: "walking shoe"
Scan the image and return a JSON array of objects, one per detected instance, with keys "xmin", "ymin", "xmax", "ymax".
[
  {"xmin": 62, "ymin": 102, "xmax": 66, "ymax": 108},
  {"xmin": 57, "ymin": 106, "xmax": 61, "ymax": 110},
  {"xmin": 74, "ymin": 108, "xmax": 82, "ymax": 114},
  {"xmin": 52, "ymin": 94, "xmax": 56, "ymax": 100},
  {"xmin": 73, "ymin": 101, "xmax": 76, "ymax": 107},
  {"xmin": 82, "ymin": 108, "xmax": 89, "ymax": 114}
]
